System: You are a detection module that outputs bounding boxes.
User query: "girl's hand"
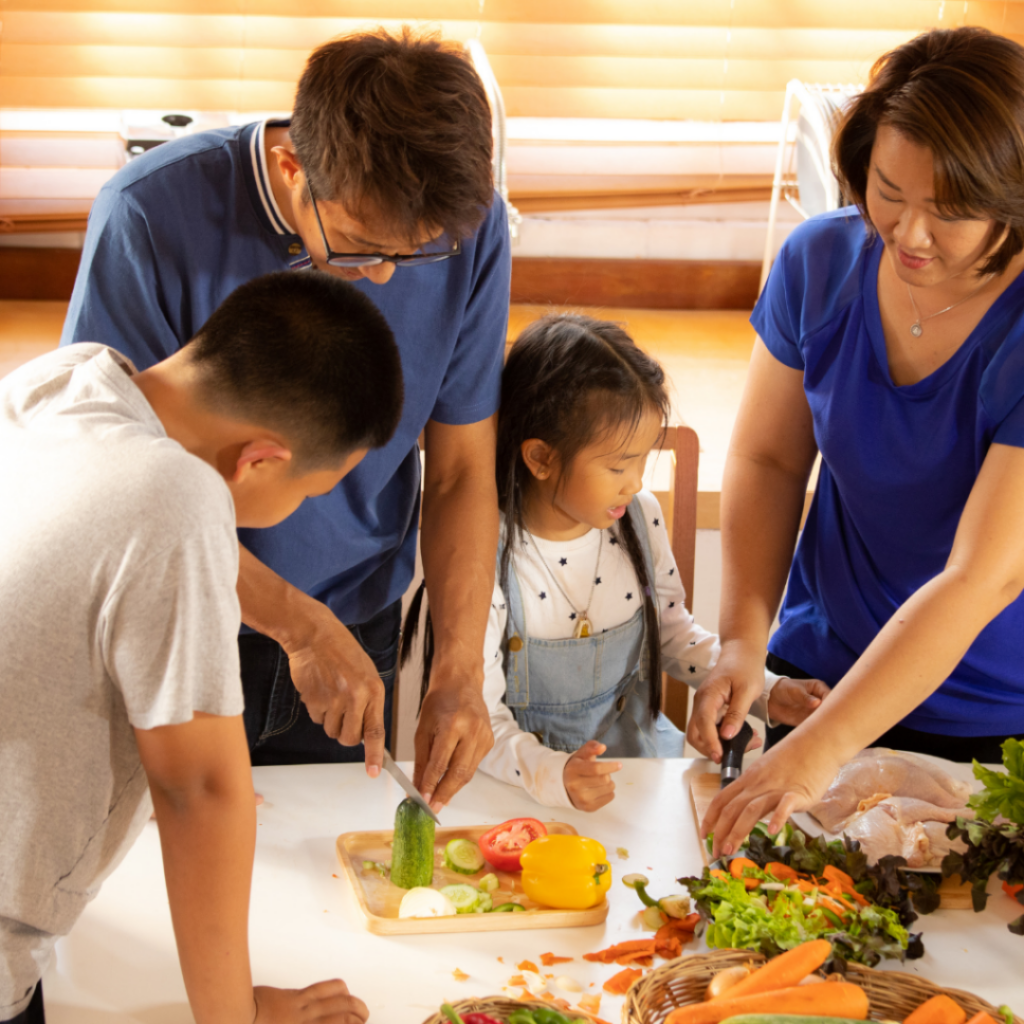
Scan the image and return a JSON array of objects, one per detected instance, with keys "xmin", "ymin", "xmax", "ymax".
[
  {"xmin": 253, "ymin": 980, "xmax": 368, "ymax": 1024},
  {"xmin": 564, "ymin": 740, "xmax": 622, "ymax": 811},
  {"xmin": 766, "ymin": 677, "xmax": 830, "ymax": 726}
]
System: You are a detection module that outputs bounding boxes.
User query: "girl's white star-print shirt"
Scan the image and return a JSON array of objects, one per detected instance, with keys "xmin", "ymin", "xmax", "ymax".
[{"xmin": 478, "ymin": 490, "xmax": 780, "ymax": 808}]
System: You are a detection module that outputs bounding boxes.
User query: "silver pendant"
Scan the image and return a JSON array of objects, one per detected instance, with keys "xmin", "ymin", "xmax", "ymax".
[{"xmin": 910, "ymin": 321, "xmax": 923, "ymax": 337}]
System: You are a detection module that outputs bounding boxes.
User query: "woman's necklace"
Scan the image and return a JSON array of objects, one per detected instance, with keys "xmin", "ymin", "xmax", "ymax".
[
  {"xmin": 532, "ymin": 530, "xmax": 603, "ymax": 639},
  {"xmin": 905, "ymin": 274, "xmax": 994, "ymax": 337}
]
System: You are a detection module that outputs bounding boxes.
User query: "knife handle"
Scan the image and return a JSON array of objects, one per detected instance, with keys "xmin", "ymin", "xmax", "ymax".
[{"xmin": 719, "ymin": 720, "xmax": 754, "ymax": 788}]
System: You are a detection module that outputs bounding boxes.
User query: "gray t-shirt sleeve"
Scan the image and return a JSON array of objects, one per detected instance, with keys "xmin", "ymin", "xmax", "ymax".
[{"xmin": 100, "ymin": 512, "xmax": 243, "ymax": 730}]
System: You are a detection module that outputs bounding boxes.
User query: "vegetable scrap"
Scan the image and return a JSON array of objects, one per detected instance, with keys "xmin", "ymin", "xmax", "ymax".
[
  {"xmin": 518, "ymin": 960, "xmax": 539, "ymax": 973},
  {"xmin": 681, "ymin": 822, "xmax": 925, "ymax": 966},
  {"xmin": 583, "ymin": 916, "xmax": 698, "ymax": 968},
  {"xmin": 942, "ymin": 738, "xmax": 1024, "ymax": 935},
  {"xmin": 616, "ymin": 848, "xmax": 630, "ymax": 860},
  {"xmin": 602, "ymin": 968, "xmax": 642, "ymax": 995},
  {"xmin": 508, "ymin": 975, "xmax": 526, "ymax": 988},
  {"xmin": 540, "ymin": 953, "xmax": 574, "ymax": 966},
  {"xmin": 451, "ymin": 968, "xmax": 470, "ymax": 981},
  {"xmin": 578, "ymin": 994, "xmax": 601, "ymax": 1015}
]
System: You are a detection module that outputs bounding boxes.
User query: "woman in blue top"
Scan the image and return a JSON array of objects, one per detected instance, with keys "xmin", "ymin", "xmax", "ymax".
[{"xmin": 694, "ymin": 26, "xmax": 1024, "ymax": 856}]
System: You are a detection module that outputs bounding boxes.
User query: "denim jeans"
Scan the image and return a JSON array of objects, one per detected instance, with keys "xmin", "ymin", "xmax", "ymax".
[
  {"xmin": 240, "ymin": 599, "xmax": 400, "ymax": 766},
  {"xmin": 4, "ymin": 982, "xmax": 44, "ymax": 1024}
]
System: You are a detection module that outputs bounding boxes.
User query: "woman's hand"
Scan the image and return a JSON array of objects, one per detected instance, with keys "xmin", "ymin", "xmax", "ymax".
[
  {"xmin": 564, "ymin": 740, "xmax": 622, "ymax": 811},
  {"xmin": 766, "ymin": 677, "xmax": 830, "ymax": 726},
  {"xmin": 687, "ymin": 642, "xmax": 767, "ymax": 762},
  {"xmin": 701, "ymin": 734, "xmax": 843, "ymax": 857}
]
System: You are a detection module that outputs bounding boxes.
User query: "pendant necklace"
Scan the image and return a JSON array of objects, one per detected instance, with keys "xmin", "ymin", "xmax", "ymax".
[
  {"xmin": 533, "ymin": 530, "xmax": 603, "ymax": 639},
  {"xmin": 906, "ymin": 274, "xmax": 994, "ymax": 337}
]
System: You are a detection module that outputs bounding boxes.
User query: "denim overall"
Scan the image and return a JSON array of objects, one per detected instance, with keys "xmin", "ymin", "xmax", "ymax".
[{"xmin": 501, "ymin": 503, "xmax": 685, "ymax": 758}]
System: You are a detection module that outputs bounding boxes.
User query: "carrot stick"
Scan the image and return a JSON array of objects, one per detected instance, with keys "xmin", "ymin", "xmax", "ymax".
[
  {"xmin": 765, "ymin": 862, "xmax": 800, "ymax": 880},
  {"xmin": 904, "ymin": 995, "xmax": 967, "ymax": 1024},
  {"xmin": 708, "ymin": 939, "xmax": 833, "ymax": 1002},
  {"xmin": 539, "ymin": 953, "xmax": 574, "ymax": 966},
  {"xmin": 666, "ymin": 981, "xmax": 868, "ymax": 1024},
  {"xmin": 602, "ymin": 968, "xmax": 643, "ymax": 995},
  {"xmin": 962, "ymin": 1013, "xmax": 998, "ymax": 1024}
]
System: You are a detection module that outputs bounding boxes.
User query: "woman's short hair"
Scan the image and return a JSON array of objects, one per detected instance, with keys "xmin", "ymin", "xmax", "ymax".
[
  {"xmin": 290, "ymin": 28, "xmax": 494, "ymax": 244},
  {"xmin": 833, "ymin": 26, "xmax": 1024, "ymax": 276}
]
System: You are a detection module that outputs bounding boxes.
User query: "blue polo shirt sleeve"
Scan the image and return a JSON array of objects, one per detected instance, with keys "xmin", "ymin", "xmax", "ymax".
[
  {"xmin": 429, "ymin": 196, "xmax": 511, "ymax": 426},
  {"xmin": 61, "ymin": 184, "xmax": 183, "ymax": 370},
  {"xmin": 984, "ymin": 305, "xmax": 1024, "ymax": 449},
  {"xmin": 751, "ymin": 232, "xmax": 806, "ymax": 371}
]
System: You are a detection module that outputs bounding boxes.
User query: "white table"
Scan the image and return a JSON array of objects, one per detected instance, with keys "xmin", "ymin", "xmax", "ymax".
[{"xmin": 41, "ymin": 760, "xmax": 1024, "ymax": 1023}]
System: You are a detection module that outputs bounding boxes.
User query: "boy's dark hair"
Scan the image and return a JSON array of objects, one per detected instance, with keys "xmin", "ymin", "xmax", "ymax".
[
  {"xmin": 186, "ymin": 271, "xmax": 403, "ymax": 471},
  {"xmin": 403, "ymin": 313, "xmax": 671, "ymax": 716},
  {"xmin": 834, "ymin": 26, "xmax": 1024, "ymax": 277},
  {"xmin": 290, "ymin": 28, "xmax": 494, "ymax": 244}
]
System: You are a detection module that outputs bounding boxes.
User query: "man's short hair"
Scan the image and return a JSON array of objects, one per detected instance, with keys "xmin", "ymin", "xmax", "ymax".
[
  {"xmin": 186, "ymin": 272, "xmax": 404, "ymax": 471},
  {"xmin": 290, "ymin": 28, "xmax": 494, "ymax": 243}
]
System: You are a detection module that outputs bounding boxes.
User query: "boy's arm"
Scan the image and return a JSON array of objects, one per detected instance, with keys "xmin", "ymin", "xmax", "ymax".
[{"xmin": 134, "ymin": 712, "xmax": 367, "ymax": 1024}]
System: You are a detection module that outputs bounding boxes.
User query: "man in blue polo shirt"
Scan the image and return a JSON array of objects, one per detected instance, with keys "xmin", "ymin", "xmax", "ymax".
[{"xmin": 62, "ymin": 29, "xmax": 510, "ymax": 810}]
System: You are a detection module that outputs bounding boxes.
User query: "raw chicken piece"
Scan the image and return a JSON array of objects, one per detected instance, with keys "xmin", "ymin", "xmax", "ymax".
[
  {"xmin": 809, "ymin": 748, "xmax": 972, "ymax": 831},
  {"xmin": 841, "ymin": 798, "xmax": 971, "ymax": 868}
]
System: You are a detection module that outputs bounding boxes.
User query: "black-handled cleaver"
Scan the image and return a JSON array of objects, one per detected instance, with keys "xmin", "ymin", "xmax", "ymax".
[{"xmin": 719, "ymin": 720, "xmax": 754, "ymax": 789}]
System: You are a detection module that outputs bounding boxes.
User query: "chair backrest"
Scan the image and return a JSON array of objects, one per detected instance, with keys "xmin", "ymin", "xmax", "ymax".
[{"xmin": 654, "ymin": 424, "xmax": 700, "ymax": 729}]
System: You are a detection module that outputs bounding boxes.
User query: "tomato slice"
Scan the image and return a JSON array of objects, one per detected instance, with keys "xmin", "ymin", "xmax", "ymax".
[{"xmin": 478, "ymin": 817, "xmax": 548, "ymax": 872}]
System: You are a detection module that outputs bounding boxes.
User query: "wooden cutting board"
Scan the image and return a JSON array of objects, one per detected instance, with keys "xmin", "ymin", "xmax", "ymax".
[
  {"xmin": 687, "ymin": 771, "xmax": 973, "ymax": 909},
  {"xmin": 335, "ymin": 821, "xmax": 610, "ymax": 934}
]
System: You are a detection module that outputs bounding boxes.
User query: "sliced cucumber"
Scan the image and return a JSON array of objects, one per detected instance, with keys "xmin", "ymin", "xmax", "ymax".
[
  {"xmin": 440, "ymin": 883, "xmax": 485, "ymax": 913},
  {"xmin": 478, "ymin": 872, "xmax": 499, "ymax": 893},
  {"xmin": 444, "ymin": 837, "xmax": 486, "ymax": 875},
  {"xmin": 473, "ymin": 892, "xmax": 493, "ymax": 913},
  {"xmin": 491, "ymin": 901, "xmax": 526, "ymax": 912}
]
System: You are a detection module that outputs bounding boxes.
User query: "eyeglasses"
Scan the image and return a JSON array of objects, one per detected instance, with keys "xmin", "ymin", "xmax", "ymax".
[{"xmin": 306, "ymin": 181, "xmax": 461, "ymax": 268}]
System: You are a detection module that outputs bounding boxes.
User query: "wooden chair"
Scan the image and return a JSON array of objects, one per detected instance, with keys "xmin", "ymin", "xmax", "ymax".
[{"xmin": 653, "ymin": 425, "xmax": 700, "ymax": 732}]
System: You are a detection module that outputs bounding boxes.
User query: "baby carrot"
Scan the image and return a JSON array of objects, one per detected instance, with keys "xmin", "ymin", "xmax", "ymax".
[
  {"xmin": 709, "ymin": 938, "xmax": 832, "ymax": 1001},
  {"xmin": 904, "ymin": 995, "xmax": 967, "ymax": 1024}
]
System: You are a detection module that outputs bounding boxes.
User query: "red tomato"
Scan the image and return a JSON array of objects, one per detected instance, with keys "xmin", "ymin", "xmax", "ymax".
[{"xmin": 478, "ymin": 818, "xmax": 548, "ymax": 872}]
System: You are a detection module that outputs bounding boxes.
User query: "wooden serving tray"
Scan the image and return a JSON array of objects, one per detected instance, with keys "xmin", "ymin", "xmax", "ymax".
[
  {"xmin": 687, "ymin": 771, "xmax": 973, "ymax": 909},
  {"xmin": 335, "ymin": 821, "xmax": 610, "ymax": 934}
]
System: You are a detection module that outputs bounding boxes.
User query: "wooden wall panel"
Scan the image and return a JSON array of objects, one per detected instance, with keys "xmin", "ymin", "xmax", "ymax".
[
  {"xmin": 0, "ymin": 247, "xmax": 81, "ymax": 301},
  {"xmin": 510, "ymin": 257, "xmax": 760, "ymax": 311}
]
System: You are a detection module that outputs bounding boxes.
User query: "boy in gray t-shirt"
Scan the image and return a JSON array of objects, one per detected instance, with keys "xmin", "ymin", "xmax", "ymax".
[{"xmin": 0, "ymin": 272, "xmax": 403, "ymax": 1024}]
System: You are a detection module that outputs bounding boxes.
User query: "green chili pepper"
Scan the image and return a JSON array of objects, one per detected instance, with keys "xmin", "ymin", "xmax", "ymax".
[{"xmin": 441, "ymin": 1004, "xmax": 466, "ymax": 1024}]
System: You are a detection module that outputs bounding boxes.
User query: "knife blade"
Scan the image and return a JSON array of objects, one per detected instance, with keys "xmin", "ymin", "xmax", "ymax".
[
  {"xmin": 381, "ymin": 750, "xmax": 441, "ymax": 825},
  {"xmin": 719, "ymin": 720, "xmax": 754, "ymax": 789}
]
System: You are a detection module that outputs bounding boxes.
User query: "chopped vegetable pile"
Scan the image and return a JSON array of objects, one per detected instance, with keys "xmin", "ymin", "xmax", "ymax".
[
  {"xmin": 942, "ymin": 738, "xmax": 1024, "ymax": 935},
  {"xmin": 679, "ymin": 823, "xmax": 923, "ymax": 966}
]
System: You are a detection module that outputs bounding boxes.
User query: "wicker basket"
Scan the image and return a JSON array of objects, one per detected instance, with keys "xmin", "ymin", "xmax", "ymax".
[
  {"xmin": 420, "ymin": 996, "xmax": 593, "ymax": 1024},
  {"xmin": 623, "ymin": 950, "xmax": 1022, "ymax": 1024}
]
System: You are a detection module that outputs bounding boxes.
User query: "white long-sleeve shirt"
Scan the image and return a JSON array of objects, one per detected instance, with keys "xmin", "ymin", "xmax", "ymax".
[{"xmin": 478, "ymin": 490, "xmax": 780, "ymax": 808}]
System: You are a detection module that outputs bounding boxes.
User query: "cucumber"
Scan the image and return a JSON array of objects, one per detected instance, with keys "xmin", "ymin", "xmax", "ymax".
[
  {"xmin": 390, "ymin": 797, "xmax": 436, "ymax": 890},
  {"xmin": 440, "ymin": 883, "xmax": 484, "ymax": 913},
  {"xmin": 444, "ymin": 837, "xmax": 485, "ymax": 875},
  {"xmin": 491, "ymin": 902, "xmax": 526, "ymax": 912},
  {"xmin": 721, "ymin": 1017, "xmax": 871, "ymax": 1024}
]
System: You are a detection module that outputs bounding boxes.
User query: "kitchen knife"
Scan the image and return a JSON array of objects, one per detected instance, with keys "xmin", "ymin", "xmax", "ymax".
[
  {"xmin": 381, "ymin": 750, "xmax": 441, "ymax": 825},
  {"xmin": 719, "ymin": 720, "xmax": 754, "ymax": 789}
]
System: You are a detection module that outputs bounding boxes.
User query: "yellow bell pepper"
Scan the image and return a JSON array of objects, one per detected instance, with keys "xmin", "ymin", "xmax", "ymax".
[{"xmin": 520, "ymin": 834, "xmax": 611, "ymax": 909}]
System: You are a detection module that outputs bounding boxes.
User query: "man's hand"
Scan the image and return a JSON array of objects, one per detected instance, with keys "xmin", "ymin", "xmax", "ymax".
[
  {"xmin": 564, "ymin": 740, "xmax": 622, "ymax": 811},
  {"xmin": 284, "ymin": 609, "xmax": 387, "ymax": 776},
  {"xmin": 701, "ymin": 735, "xmax": 842, "ymax": 858},
  {"xmin": 687, "ymin": 644, "xmax": 767, "ymax": 762},
  {"xmin": 766, "ymin": 677, "xmax": 830, "ymax": 726},
  {"xmin": 254, "ymin": 980, "xmax": 368, "ymax": 1024},
  {"xmin": 413, "ymin": 679, "xmax": 494, "ymax": 810}
]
